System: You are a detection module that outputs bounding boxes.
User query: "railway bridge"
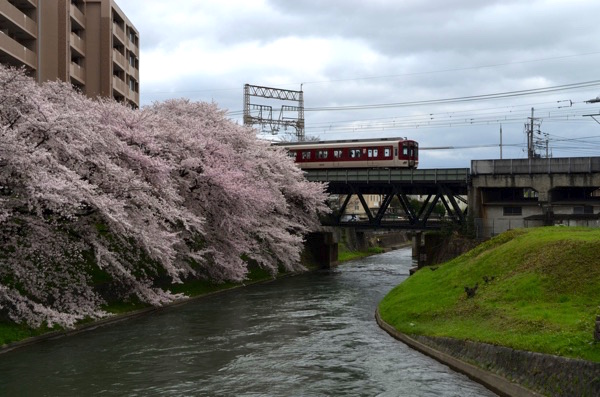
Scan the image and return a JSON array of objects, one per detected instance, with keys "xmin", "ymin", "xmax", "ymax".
[
  {"xmin": 303, "ymin": 157, "xmax": 600, "ymax": 267},
  {"xmin": 305, "ymin": 156, "xmax": 600, "ymax": 236},
  {"xmin": 305, "ymin": 167, "xmax": 470, "ymax": 230}
]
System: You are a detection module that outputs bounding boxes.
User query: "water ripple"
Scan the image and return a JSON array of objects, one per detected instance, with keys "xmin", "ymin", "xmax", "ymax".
[{"xmin": 0, "ymin": 248, "xmax": 497, "ymax": 396}]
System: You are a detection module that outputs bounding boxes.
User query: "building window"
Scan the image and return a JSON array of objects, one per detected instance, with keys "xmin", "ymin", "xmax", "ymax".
[
  {"xmin": 573, "ymin": 205, "xmax": 593, "ymax": 214},
  {"xmin": 503, "ymin": 206, "xmax": 522, "ymax": 216},
  {"xmin": 128, "ymin": 53, "xmax": 136, "ymax": 67},
  {"xmin": 128, "ymin": 28, "xmax": 138, "ymax": 46},
  {"xmin": 128, "ymin": 77, "xmax": 138, "ymax": 92}
]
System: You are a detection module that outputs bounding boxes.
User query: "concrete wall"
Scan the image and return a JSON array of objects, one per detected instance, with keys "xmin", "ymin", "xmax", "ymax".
[
  {"xmin": 304, "ymin": 232, "xmax": 338, "ymax": 268},
  {"xmin": 470, "ymin": 158, "xmax": 600, "ymax": 238},
  {"xmin": 481, "ymin": 205, "xmax": 536, "ymax": 236},
  {"xmin": 414, "ymin": 335, "xmax": 600, "ymax": 397}
]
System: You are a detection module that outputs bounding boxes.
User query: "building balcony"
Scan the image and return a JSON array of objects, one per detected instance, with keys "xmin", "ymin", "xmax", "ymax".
[
  {"xmin": 70, "ymin": 32, "xmax": 85, "ymax": 57},
  {"xmin": 112, "ymin": 22, "xmax": 125, "ymax": 45},
  {"xmin": 126, "ymin": 42, "xmax": 139, "ymax": 58},
  {"xmin": 0, "ymin": 0, "xmax": 38, "ymax": 39},
  {"xmin": 128, "ymin": 90, "xmax": 139, "ymax": 107},
  {"xmin": 126, "ymin": 27, "xmax": 139, "ymax": 50},
  {"xmin": 112, "ymin": 75, "xmax": 128, "ymax": 96},
  {"xmin": 127, "ymin": 66, "xmax": 139, "ymax": 81},
  {"xmin": 69, "ymin": 62, "xmax": 85, "ymax": 85},
  {"xmin": 0, "ymin": 31, "xmax": 37, "ymax": 68},
  {"xmin": 112, "ymin": 48, "xmax": 126, "ymax": 70},
  {"xmin": 70, "ymin": 3, "xmax": 86, "ymax": 29}
]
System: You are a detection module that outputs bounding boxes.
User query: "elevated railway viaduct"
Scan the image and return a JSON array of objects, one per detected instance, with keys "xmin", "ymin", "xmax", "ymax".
[{"xmin": 304, "ymin": 157, "xmax": 600, "ymax": 266}]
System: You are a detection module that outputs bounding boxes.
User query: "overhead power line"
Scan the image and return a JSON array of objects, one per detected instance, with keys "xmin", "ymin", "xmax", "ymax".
[
  {"xmin": 300, "ymin": 51, "xmax": 600, "ymax": 85},
  {"xmin": 303, "ymin": 80, "xmax": 600, "ymax": 112}
]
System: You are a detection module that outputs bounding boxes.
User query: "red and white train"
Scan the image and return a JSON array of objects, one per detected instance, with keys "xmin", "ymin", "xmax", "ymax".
[{"xmin": 279, "ymin": 137, "xmax": 419, "ymax": 169}]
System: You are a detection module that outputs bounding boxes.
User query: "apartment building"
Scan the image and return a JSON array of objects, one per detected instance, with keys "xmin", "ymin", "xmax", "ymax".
[
  {"xmin": 334, "ymin": 194, "xmax": 382, "ymax": 221},
  {"xmin": 0, "ymin": 0, "xmax": 139, "ymax": 107}
]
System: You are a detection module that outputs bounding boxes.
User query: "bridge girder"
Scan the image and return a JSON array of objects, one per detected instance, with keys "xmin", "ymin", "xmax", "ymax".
[
  {"xmin": 324, "ymin": 182, "xmax": 467, "ymax": 230},
  {"xmin": 308, "ymin": 168, "xmax": 470, "ymax": 230}
]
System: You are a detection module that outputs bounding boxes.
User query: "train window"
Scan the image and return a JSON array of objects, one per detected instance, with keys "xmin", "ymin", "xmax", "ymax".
[
  {"xmin": 288, "ymin": 150, "xmax": 296, "ymax": 159},
  {"xmin": 333, "ymin": 149, "xmax": 343, "ymax": 158},
  {"xmin": 317, "ymin": 150, "xmax": 328, "ymax": 159},
  {"xmin": 373, "ymin": 149, "xmax": 378, "ymax": 157},
  {"xmin": 350, "ymin": 149, "xmax": 361, "ymax": 158},
  {"xmin": 403, "ymin": 146, "xmax": 409, "ymax": 156},
  {"xmin": 301, "ymin": 151, "xmax": 311, "ymax": 160},
  {"xmin": 384, "ymin": 148, "xmax": 391, "ymax": 157},
  {"xmin": 368, "ymin": 149, "xmax": 373, "ymax": 158}
]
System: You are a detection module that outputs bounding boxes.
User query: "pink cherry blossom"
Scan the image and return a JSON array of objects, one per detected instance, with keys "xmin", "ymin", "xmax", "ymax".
[{"xmin": 0, "ymin": 65, "xmax": 328, "ymax": 328}]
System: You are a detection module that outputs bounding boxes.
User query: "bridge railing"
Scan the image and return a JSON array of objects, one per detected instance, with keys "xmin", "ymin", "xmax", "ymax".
[
  {"xmin": 304, "ymin": 168, "xmax": 470, "ymax": 184},
  {"xmin": 471, "ymin": 157, "xmax": 600, "ymax": 175}
]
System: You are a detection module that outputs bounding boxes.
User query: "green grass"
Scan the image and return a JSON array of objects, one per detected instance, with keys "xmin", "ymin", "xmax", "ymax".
[
  {"xmin": 169, "ymin": 266, "xmax": 274, "ymax": 297},
  {"xmin": 378, "ymin": 227, "xmax": 600, "ymax": 362},
  {"xmin": 0, "ymin": 322, "xmax": 41, "ymax": 346},
  {"xmin": 0, "ymin": 321, "xmax": 62, "ymax": 346},
  {"xmin": 338, "ymin": 244, "xmax": 385, "ymax": 262}
]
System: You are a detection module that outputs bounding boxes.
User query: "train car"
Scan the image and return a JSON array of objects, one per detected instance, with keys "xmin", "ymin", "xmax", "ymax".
[{"xmin": 278, "ymin": 137, "xmax": 418, "ymax": 169}]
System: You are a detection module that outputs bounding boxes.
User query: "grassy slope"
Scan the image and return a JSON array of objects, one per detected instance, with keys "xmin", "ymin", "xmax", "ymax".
[
  {"xmin": 338, "ymin": 244, "xmax": 385, "ymax": 262},
  {"xmin": 378, "ymin": 227, "xmax": 600, "ymax": 362}
]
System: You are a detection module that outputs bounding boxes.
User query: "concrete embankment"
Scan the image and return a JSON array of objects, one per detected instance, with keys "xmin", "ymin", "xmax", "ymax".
[
  {"xmin": 376, "ymin": 227, "xmax": 600, "ymax": 397},
  {"xmin": 376, "ymin": 309, "xmax": 544, "ymax": 397}
]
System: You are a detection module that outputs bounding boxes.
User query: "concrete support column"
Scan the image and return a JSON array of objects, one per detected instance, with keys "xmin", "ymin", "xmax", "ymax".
[
  {"xmin": 355, "ymin": 231, "xmax": 367, "ymax": 252},
  {"xmin": 411, "ymin": 231, "xmax": 422, "ymax": 259},
  {"xmin": 467, "ymin": 185, "xmax": 483, "ymax": 219},
  {"xmin": 305, "ymin": 232, "xmax": 339, "ymax": 269}
]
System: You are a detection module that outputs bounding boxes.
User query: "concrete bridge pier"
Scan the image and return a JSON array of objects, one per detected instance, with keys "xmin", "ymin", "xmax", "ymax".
[
  {"xmin": 305, "ymin": 232, "xmax": 339, "ymax": 268},
  {"xmin": 411, "ymin": 231, "xmax": 422, "ymax": 259},
  {"xmin": 410, "ymin": 231, "xmax": 430, "ymax": 272},
  {"xmin": 411, "ymin": 231, "xmax": 445, "ymax": 270}
]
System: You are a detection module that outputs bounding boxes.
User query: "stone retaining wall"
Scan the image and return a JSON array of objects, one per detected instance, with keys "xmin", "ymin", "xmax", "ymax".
[
  {"xmin": 413, "ymin": 335, "xmax": 600, "ymax": 397},
  {"xmin": 376, "ymin": 309, "xmax": 600, "ymax": 397}
]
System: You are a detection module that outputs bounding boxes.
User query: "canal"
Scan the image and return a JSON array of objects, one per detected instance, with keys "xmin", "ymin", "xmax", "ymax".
[{"xmin": 0, "ymin": 248, "xmax": 497, "ymax": 396}]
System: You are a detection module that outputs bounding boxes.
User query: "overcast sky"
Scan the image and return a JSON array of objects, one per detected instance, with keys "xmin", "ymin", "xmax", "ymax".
[{"xmin": 116, "ymin": 0, "xmax": 600, "ymax": 168}]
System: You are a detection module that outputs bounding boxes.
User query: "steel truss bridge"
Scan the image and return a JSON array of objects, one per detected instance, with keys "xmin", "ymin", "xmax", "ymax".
[{"xmin": 304, "ymin": 168, "xmax": 470, "ymax": 229}]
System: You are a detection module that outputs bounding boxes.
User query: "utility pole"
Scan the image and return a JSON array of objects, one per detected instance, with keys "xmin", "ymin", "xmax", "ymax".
[
  {"xmin": 243, "ymin": 84, "xmax": 305, "ymax": 140},
  {"xmin": 528, "ymin": 108, "xmax": 535, "ymax": 159},
  {"xmin": 526, "ymin": 107, "xmax": 541, "ymax": 159},
  {"xmin": 499, "ymin": 124, "xmax": 503, "ymax": 159}
]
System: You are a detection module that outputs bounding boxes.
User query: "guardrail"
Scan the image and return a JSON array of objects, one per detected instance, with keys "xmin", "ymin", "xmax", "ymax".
[
  {"xmin": 471, "ymin": 157, "xmax": 600, "ymax": 175},
  {"xmin": 304, "ymin": 168, "xmax": 470, "ymax": 184}
]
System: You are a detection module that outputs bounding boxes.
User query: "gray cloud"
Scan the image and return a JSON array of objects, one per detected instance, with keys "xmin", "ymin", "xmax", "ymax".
[{"xmin": 117, "ymin": 0, "xmax": 600, "ymax": 168}]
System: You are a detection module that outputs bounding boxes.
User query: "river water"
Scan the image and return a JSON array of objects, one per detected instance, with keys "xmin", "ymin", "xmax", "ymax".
[{"xmin": 0, "ymin": 248, "xmax": 497, "ymax": 396}]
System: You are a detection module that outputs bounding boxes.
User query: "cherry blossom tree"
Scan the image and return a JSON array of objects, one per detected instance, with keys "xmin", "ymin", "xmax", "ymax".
[{"xmin": 0, "ymin": 65, "xmax": 328, "ymax": 328}]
